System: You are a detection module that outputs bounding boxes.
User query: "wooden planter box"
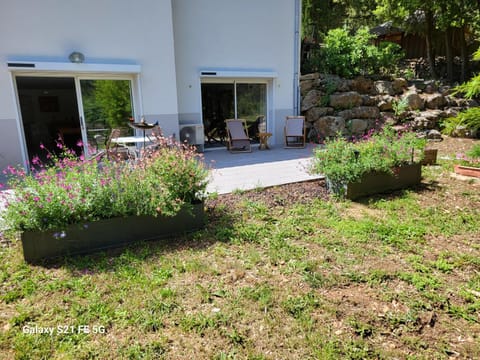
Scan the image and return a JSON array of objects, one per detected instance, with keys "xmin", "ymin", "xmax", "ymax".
[
  {"xmin": 21, "ymin": 202, "xmax": 205, "ymax": 263},
  {"xmin": 454, "ymin": 164, "xmax": 480, "ymax": 178},
  {"xmin": 327, "ymin": 163, "xmax": 422, "ymax": 200}
]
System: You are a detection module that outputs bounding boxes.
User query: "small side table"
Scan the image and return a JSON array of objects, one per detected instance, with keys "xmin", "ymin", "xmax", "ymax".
[{"xmin": 258, "ymin": 132, "xmax": 272, "ymax": 150}]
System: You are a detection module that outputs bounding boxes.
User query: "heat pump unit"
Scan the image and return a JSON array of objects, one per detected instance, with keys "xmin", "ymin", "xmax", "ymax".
[{"xmin": 179, "ymin": 124, "xmax": 204, "ymax": 151}]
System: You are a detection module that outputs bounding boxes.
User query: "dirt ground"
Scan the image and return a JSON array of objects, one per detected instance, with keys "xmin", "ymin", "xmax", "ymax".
[{"xmin": 208, "ymin": 136, "xmax": 480, "ymax": 210}]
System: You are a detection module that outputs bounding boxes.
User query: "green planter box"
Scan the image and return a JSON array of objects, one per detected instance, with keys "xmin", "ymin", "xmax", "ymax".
[
  {"xmin": 328, "ymin": 163, "xmax": 422, "ymax": 200},
  {"xmin": 21, "ymin": 202, "xmax": 205, "ymax": 263}
]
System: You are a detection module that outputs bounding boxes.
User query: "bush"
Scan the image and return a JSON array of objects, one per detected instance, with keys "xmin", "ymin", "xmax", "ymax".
[
  {"xmin": 441, "ymin": 107, "xmax": 480, "ymax": 137},
  {"xmin": 314, "ymin": 27, "xmax": 404, "ymax": 78},
  {"xmin": 1, "ymin": 139, "xmax": 209, "ymax": 232},
  {"xmin": 310, "ymin": 126, "xmax": 426, "ymax": 186}
]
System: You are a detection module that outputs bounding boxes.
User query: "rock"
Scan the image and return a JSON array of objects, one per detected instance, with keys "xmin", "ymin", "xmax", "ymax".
[
  {"xmin": 300, "ymin": 80, "xmax": 315, "ymax": 95},
  {"xmin": 377, "ymin": 95, "xmax": 395, "ymax": 111},
  {"xmin": 427, "ymin": 129, "xmax": 443, "ymax": 140},
  {"xmin": 348, "ymin": 119, "xmax": 368, "ymax": 135},
  {"xmin": 392, "ymin": 78, "xmax": 408, "ymax": 94},
  {"xmin": 362, "ymin": 95, "xmax": 377, "ymax": 106},
  {"xmin": 314, "ymin": 116, "xmax": 346, "ymax": 137},
  {"xmin": 424, "ymin": 80, "xmax": 437, "ymax": 94},
  {"xmin": 305, "ymin": 107, "xmax": 334, "ymax": 123},
  {"xmin": 374, "ymin": 80, "xmax": 395, "ymax": 95},
  {"xmin": 351, "ymin": 77, "xmax": 374, "ymax": 94},
  {"xmin": 338, "ymin": 106, "xmax": 380, "ymax": 120},
  {"xmin": 403, "ymin": 91, "xmax": 425, "ymax": 110},
  {"xmin": 301, "ymin": 90, "xmax": 323, "ymax": 112},
  {"xmin": 382, "ymin": 112, "xmax": 398, "ymax": 126},
  {"xmin": 438, "ymin": 85, "xmax": 452, "ymax": 96},
  {"xmin": 412, "ymin": 110, "xmax": 446, "ymax": 127},
  {"xmin": 329, "ymin": 91, "xmax": 363, "ymax": 109},
  {"xmin": 300, "ymin": 73, "xmax": 320, "ymax": 81},
  {"xmin": 424, "ymin": 93, "xmax": 446, "ymax": 109}
]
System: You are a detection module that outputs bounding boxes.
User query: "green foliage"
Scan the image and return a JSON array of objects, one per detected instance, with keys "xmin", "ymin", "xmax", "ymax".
[
  {"xmin": 392, "ymin": 97, "xmax": 409, "ymax": 117},
  {"xmin": 93, "ymin": 80, "xmax": 133, "ymax": 129},
  {"xmin": 316, "ymin": 27, "xmax": 404, "ymax": 78},
  {"xmin": 2, "ymin": 140, "xmax": 208, "ymax": 232},
  {"xmin": 441, "ymin": 107, "xmax": 480, "ymax": 137},
  {"xmin": 310, "ymin": 126, "xmax": 426, "ymax": 189}
]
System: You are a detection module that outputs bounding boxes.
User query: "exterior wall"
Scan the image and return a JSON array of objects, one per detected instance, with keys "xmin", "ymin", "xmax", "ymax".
[
  {"xmin": 0, "ymin": 0, "xmax": 178, "ymax": 170},
  {"xmin": 172, "ymin": 0, "xmax": 298, "ymax": 144}
]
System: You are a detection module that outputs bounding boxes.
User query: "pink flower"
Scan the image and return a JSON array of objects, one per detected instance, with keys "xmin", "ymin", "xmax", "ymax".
[{"xmin": 76, "ymin": 140, "xmax": 83, "ymax": 147}]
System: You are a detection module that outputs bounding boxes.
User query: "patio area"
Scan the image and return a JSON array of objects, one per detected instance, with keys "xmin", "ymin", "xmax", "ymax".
[{"xmin": 203, "ymin": 143, "xmax": 324, "ymax": 194}]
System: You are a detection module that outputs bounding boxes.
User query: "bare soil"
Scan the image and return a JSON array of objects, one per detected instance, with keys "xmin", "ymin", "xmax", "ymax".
[{"xmin": 208, "ymin": 136, "xmax": 480, "ymax": 210}]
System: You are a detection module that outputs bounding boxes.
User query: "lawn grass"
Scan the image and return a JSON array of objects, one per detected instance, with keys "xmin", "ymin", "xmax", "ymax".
[{"xmin": 1, "ymin": 164, "xmax": 479, "ymax": 359}]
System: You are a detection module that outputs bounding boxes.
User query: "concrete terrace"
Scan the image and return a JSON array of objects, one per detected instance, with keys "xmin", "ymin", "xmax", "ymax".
[{"xmin": 203, "ymin": 143, "xmax": 324, "ymax": 194}]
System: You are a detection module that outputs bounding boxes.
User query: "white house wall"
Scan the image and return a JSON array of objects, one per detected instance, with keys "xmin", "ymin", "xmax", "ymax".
[
  {"xmin": 172, "ymin": 0, "xmax": 298, "ymax": 144},
  {"xmin": 0, "ymin": 0, "xmax": 178, "ymax": 171}
]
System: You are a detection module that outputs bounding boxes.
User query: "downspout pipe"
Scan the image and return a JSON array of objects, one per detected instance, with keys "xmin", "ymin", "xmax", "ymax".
[{"xmin": 293, "ymin": 0, "xmax": 301, "ymax": 115}]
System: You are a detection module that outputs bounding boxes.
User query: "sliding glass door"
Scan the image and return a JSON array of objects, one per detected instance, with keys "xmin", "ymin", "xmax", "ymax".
[
  {"xmin": 201, "ymin": 81, "xmax": 267, "ymax": 147},
  {"xmin": 78, "ymin": 79, "xmax": 134, "ymax": 157},
  {"xmin": 16, "ymin": 75, "xmax": 137, "ymax": 162}
]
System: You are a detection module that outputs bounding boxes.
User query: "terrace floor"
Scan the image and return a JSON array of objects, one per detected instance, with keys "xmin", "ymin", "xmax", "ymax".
[{"xmin": 203, "ymin": 143, "xmax": 324, "ymax": 194}]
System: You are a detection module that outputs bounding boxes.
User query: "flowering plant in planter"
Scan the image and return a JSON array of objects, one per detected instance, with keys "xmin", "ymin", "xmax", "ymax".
[
  {"xmin": 456, "ymin": 144, "xmax": 480, "ymax": 169},
  {"xmin": 1, "ymin": 138, "xmax": 209, "ymax": 234},
  {"xmin": 311, "ymin": 126, "xmax": 426, "ymax": 197}
]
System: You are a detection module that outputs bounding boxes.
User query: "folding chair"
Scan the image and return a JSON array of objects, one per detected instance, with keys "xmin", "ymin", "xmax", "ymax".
[
  {"xmin": 284, "ymin": 116, "xmax": 306, "ymax": 148},
  {"xmin": 225, "ymin": 119, "xmax": 252, "ymax": 153}
]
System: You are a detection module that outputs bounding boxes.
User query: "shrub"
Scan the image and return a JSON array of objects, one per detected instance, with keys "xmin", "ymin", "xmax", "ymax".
[
  {"xmin": 1, "ymin": 139, "xmax": 209, "ymax": 232},
  {"xmin": 310, "ymin": 126, "xmax": 426, "ymax": 186},
  {"xmin": 316, "ymin": 27, "xmax": 404, "ymax": 78},
  {"xmin": 441, "ymin": 107, "xmax": 480, "ymax": 137}
]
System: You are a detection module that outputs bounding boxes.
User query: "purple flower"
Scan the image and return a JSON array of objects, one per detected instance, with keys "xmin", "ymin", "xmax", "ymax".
[{"xmin": 76, "ymin": 140, "xmax": 84, "ymax": 147}]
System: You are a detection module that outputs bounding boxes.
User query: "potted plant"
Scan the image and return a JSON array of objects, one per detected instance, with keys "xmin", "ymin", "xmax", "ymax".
[
  {"xmin": 311, "ymin": 126, "xmax": 426, "ymax": 199},
  {"xmin": 454, "ymin": 144, "xmax": 480, "ymax": 178},
  {"xmin": 1, "ymin": 137, "xmax": 209, "ymax": 263}
]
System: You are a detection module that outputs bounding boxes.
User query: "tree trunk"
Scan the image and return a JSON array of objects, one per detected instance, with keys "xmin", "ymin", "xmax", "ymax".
[
  {"xmin": 425, "ymin": 10, "xmax": 437, "ymax": 79},
  {"xmin": 460, "ymin": 24, "xmax": 468, "ymax": 82},
  {"xmin": 445, "ymin": 27, "xmax": 454, "ymax": 82}
]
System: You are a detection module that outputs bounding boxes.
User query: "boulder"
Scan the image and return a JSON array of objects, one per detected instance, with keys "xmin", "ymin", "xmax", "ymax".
[
  {"xmin": 348, "ymin": 119, "xmax": 369, "ymax": 135},
  {"xmin": 338, "ymin": 106, "xmax": 380, "ymax": 120},
  {"xmin": 329, "ymin": 91, "xmax": 363, "ymax": 109},
  {"xmin": 403, "ymin": 91, "xmax": 425, "ymax": 110},
  {"xmin": 427, "ymin": 129, "xmax": 443, "ymax": 140},
  {"xmin": 377, "ymin": 95, "xmax": 395, "ymax": 111},
  {"xmin": 300, "ymin": 73, "xmax": 320, "ymax": 81},
  {"xmin": 301, "ymin": 90, "xmax": 323, "ymax": 112},
  {"xmin": 300, "ymin": 80, "xmax": 315, "ymax": 95},
  {"xmin": 392, "ymin": 78, "xmax": 408, "ymax": 94},
  {"xmin": 411, "ymin": 110, "xmax": 444, "ymax": 130},
  {"xmin": 314, "ymin": 116, "xmax": 346, "ymax": 137},
  {"xmin": 374, "ymin": 80, "xmax": 395, "ymax": 95},
  {"xmin": 424, "ymin": 93, "xmax": 447, "ymax": 109},
  {"xmin": 362, "ymin": 95, "xmax": 377, "ymax": 106},
  {"xmin": 351, "ymin": 77, "xmax": 374, "ymax": 94},
  {"xmin": 305, "ymin": 107, "xmax": 334, "ymax": 123}
]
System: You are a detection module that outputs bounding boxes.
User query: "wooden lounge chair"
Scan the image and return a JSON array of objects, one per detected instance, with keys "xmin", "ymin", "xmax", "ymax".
[
  {"xmin": 225, "ymin": 119, "xmax": 252, "ymax": 153},
  {"xmin": 284, "ymin": 116, "xmax": 306, "ymax": 148}
]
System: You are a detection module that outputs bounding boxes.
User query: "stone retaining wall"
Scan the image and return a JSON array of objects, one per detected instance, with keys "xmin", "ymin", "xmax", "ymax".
[{"xmin": 300, "ymin": 73, "xmax": 478, "ymax": 139}]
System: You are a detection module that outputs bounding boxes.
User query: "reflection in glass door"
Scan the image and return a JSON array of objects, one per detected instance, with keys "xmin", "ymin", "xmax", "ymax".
[
  {"xmin": 79, "ymin": 79, "xmax": 134, "ymax": 157},
  {"xmin": 237, "ymin": 83, "xmax": 267, "ymax": 139},
  {"xmin": 201, "ymin": 81, "xmax": 267, "ymax": 148}
]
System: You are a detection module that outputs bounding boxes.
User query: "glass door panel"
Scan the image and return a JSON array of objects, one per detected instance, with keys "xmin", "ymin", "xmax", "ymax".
[
  {"xmin": 236, "ymin": 83, "xmax": 267, "ymax": 140},
  {"xmin": 79, "ymin": 79, "xmax": 134, "ymax": 156},
  {"xmin": 201, "ymin": 83, "xmax": 234, "ymax": 147}
]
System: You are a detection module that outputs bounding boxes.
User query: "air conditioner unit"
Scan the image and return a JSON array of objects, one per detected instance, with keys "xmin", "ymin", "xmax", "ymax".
[{"xmin": 179, "ymin": 124, "xmax": 204, "ymax": 151}]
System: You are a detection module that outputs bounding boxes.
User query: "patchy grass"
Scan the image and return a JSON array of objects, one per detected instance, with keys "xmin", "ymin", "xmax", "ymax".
[{"xmin": 1, "ymin": 163, "xmax": 479, "ymax": 359}]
